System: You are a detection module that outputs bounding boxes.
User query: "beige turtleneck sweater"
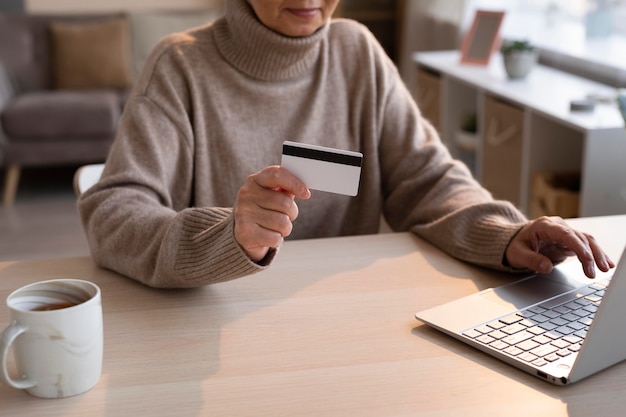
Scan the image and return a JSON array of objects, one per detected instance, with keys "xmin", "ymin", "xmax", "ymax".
[{"xmin": 77, "ymin": 0, "xmax": 528, "ymax": 288}]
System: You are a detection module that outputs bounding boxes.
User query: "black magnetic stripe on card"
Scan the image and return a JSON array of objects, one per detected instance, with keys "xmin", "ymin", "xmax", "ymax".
[{"xmin": 282, "ymin": 144, "xmax": 362, "ymax": 167}]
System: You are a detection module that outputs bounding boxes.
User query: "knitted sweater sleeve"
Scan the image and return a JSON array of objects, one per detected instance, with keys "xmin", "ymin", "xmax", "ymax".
[
  {"xmin": 77, "ymin": 58, "xmax": 272, "ymax": 289},
  {"xmin": 375, "ymin": 48, "xmax": 528, "ymax": 271}
]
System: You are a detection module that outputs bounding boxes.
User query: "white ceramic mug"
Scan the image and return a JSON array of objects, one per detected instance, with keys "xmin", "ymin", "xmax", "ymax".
[{"xmin": 0, "ymin": 279, "xmax": 103, "ymax": 398}]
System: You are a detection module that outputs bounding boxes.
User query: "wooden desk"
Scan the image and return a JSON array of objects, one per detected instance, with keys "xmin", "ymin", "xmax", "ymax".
[{"xmin": 1, "ymin": 215, "xmax": 625, "ymax": 416}]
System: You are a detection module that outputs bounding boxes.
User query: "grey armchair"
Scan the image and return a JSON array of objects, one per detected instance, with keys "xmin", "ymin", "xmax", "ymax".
[{"xmin": 0, "ymin": 14, "xmax": 123, "ymax": 206}]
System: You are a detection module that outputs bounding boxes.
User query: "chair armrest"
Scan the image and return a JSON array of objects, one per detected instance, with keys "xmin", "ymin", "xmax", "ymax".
[
  {"xmin": 0, "ymin": 61, "xmax": 17, "ymax": 111},
  {"xmin": 0, "ymin": 61, "xmax": 17, "ymax": 148}
]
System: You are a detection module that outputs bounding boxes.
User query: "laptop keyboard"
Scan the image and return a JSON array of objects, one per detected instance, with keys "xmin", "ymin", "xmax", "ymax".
[{"xmin": 462, "ymin": 278, "xmax": 610, "ymax": 368}]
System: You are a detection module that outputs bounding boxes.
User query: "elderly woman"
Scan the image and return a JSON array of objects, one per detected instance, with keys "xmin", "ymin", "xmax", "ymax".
[{"xmin": 78, "ymin": 0, "xmax": 613, "ymax": 288}]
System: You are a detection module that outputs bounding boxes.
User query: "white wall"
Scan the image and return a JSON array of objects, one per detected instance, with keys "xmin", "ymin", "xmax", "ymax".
[{"xmin": 25, "ymin": 0, "xmax": 224, "ymax": 13}]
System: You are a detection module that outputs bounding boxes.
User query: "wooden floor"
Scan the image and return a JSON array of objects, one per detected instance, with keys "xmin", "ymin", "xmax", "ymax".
[{"xmin": 0, "ymin": 166, "xmax": 90, "ymax": 262}]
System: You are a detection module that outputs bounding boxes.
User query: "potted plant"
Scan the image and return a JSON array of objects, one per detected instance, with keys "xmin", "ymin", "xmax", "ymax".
[{"xmin": 500, "ymin": 40, "xmax": 538, "ymax": 79}]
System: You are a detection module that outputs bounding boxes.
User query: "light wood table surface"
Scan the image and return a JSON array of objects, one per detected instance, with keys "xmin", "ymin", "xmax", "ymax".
[{"xmin": 1, "ymin": 215, "xmax": 625, "ymax": 416}]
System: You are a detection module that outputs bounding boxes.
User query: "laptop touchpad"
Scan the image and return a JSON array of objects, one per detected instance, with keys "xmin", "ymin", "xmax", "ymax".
[{"xmin": 481, "ymin": 272, "xmax": 578, "ymax": 310}]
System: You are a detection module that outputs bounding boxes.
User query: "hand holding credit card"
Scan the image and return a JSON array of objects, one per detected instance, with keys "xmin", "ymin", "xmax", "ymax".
[{"xmin": 280, "ymin": 141, "xmax": 363, "ymax": 196}]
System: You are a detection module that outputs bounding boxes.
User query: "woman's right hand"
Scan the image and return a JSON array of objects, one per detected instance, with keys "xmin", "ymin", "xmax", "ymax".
[{"xmin": 233, "ymin": 165, "xmax": 310, "ymax": 262}]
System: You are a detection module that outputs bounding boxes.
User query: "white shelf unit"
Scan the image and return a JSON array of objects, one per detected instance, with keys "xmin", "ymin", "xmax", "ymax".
[{"xmin": 413, "ymin": 50, "xmax": 626, "ymax": 217}]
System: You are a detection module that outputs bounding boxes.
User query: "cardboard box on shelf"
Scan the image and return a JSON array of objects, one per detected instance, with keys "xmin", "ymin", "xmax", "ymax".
[{"xmin": 530, "ymin": 171, "xmax": 580, "ymax": 219}]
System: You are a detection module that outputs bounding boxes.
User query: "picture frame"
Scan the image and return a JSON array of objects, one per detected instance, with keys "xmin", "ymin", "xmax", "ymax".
[{"xmin": 460, "ymin": 10, "xmax": 505, "ymax": 66}]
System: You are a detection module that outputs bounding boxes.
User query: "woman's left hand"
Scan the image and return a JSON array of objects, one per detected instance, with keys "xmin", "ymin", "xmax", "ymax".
[{"xmin": 505, "ymin": 216, "xmax": 615, "ymax": 278}]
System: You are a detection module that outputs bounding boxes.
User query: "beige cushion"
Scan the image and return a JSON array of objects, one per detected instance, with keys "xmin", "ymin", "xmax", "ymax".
[
  {"xmin": 129, "ymin": 10, "xmax": 222, "ymax": 76},
  {"xmin": 50, "ymin": 18, "xmax": 133, "ymax": 90}
]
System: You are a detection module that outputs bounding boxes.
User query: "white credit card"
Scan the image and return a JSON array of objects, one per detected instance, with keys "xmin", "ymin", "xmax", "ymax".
[{"xmin": 281, "ymin": 141, "xmax": 363, "ymax": 196}]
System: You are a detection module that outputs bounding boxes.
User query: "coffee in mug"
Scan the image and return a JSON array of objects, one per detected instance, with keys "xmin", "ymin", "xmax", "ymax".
[
  {"xmin": 0, "ymin": 279, "xmax": 103, "ymax": 399},
  {"xmin": 30, "ymin": 301, "xmax": 78, "ymax": 311}
]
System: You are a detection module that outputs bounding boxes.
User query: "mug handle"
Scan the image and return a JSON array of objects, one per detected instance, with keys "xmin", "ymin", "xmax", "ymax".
[{"xmin": 0, "ymin": 322, "xmax": 36, "ymax": 389}]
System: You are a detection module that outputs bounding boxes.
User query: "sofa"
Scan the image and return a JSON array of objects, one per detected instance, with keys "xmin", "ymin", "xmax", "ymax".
[{"xmin": 0, "ymin": 8, "xmax": 222, "ymax": 205}]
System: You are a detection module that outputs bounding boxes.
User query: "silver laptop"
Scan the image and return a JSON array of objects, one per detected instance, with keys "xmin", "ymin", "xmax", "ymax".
[{"xmin": 415, "ymin": 248, "xmax": 626, "ymax": 385}]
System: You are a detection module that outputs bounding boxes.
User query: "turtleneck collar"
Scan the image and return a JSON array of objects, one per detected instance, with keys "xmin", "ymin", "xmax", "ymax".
[{"xmin": 212, "ymin": 0, "xmax": 330, "ymax": 81}]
